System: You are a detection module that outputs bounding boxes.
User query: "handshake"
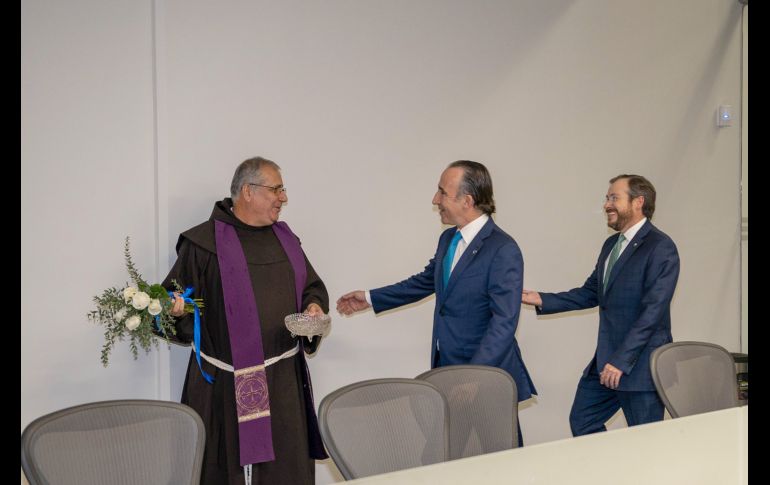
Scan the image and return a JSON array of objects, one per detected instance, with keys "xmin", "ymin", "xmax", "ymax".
[{"xmin": 335, "ymin": 290, "xmax": 372, "ymax": 316}]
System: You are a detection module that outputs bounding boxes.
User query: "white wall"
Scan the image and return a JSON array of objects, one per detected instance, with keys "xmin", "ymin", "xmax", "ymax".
[
  {"xmin": 22, "ymin": 1, "xmax": 745, "ymax": 484},
  {"xmin": 741, "ymin": 5, "xmax": 748, "ymax": 354},
  {"xmin": 21, "ymin": 0, "xmax": 161, "ymax": 428}
]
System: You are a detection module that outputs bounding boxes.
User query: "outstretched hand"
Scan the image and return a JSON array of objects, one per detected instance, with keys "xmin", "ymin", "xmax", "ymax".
[
  {"xmin": 521, "ymin": 289, "xmax": 543, "ymax": 307},
  {"xmin": 336, "ymin": 291, "xmax": 371, "ymax": 315}
]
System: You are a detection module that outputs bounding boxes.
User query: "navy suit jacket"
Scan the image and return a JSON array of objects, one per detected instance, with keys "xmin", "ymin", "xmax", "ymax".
[
  {"xmin": 370, "ymin": 218, "xmax": 536, "ymax": 402},
  {"xmin": 537, "ymin": 220, "xmax": 679, "ymax": 392}
]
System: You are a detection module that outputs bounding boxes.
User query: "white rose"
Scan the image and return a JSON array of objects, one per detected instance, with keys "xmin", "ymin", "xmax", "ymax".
[
  {"xmin": 114, "ymin": 308, "xmax": 128, "ymax": 322},
  {"xmin": 147, "ymin": 299, "xmax": 163, "ymax": 316},
  {"xmin": 132, "ymin": 292, "xmax": 151, "ymax": 310},
  {"xmin": 123, "ymin": 286, "xmax": 138, "ymax": 303},
  {"xmin": 125, "ymin": 315, "xmax": 141, "ymax": 331}
]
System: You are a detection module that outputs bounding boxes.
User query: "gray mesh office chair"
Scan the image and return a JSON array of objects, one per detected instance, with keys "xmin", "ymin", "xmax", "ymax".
[
  {"xmin": 318, "ymin": 378, "xmax": 449, "ymax": 480},
  {"xmin": 650, "ymin": 341, "xmax": 739, "ymax": 418},
  {"xmin": 416, "ymin": 365, "xmax": 518, "ymax": 459},
  {"xmin": 21, "ymin": 399, "xmax": 205, "ymax": 485}
]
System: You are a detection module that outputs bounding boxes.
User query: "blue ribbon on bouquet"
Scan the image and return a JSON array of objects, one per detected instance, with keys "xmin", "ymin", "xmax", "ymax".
[{"xmin": 160, "ymin": 287, "xmax": 214, "ymax": 384}]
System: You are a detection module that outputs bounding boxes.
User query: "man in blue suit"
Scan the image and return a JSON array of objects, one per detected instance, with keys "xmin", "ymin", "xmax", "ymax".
[
  {"xmin": 522, "ymin": 174, "xmax": 679, "ymax": 435},
  {"xmin": 337, "ymin": 160, "xmax": 536, "ymax": 445}
]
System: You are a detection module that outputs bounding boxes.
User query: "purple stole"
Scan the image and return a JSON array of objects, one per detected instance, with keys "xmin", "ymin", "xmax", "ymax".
[{"xmin": 214, "ymin": 219, "xmax": 327, "ymax": 467}]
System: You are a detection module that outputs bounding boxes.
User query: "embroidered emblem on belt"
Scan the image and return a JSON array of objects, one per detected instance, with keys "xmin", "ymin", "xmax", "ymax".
[{"xmin": 234, "ymin": 364, "xmax": 270, "ymax": 423}]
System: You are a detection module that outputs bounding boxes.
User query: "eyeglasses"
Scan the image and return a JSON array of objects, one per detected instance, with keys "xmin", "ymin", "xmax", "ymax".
[
  {"xmin": 249, "ymin": 183, "xmax": 287, "ymax": 195},
  {"xmin": 604, "ymin": 194, "xmax": 624, "ymax": 204}
]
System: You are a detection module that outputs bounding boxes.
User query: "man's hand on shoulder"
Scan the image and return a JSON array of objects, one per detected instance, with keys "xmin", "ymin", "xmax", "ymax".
[{"xmin": 521, "ymin": 289, "xmax": 543, "ymax": 307}]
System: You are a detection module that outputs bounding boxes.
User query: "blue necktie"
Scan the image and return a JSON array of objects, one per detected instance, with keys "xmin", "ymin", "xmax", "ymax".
[
  {"xmin": 603, "ymin": 234, "xmax": 626, "ymax": 293},
  {"xmin": 443, "ymin": 230, "xmax": 463, "ymax": 288}
]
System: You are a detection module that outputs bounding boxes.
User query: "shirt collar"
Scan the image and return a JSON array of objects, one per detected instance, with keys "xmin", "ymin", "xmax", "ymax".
[
  {"xmin": 621, "ymin": 217, "xmax": 647, "ymax": 243},
  {"xmin": 457, "ymin": 213, "xmax": 490, "ymax": 245}
]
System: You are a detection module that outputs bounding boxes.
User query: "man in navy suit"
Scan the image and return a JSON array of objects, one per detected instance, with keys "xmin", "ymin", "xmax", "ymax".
[
  {"xmin": 522, "ymin": 174, "xmax": 679, "ymax": 435},
  {"xmin": 337, "ymin": 160, "xmax": 536, "ymax": 445}
]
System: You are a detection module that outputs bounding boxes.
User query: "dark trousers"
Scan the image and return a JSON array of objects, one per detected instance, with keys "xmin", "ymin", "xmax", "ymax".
[{"xmin": 569, "ymin": 366, "xmax": 664, "ymax": 436}]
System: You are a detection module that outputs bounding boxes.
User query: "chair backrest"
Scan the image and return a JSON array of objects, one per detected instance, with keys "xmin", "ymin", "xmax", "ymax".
[
  {"xmin": 21, "ymin": 399, "xmax": 205, "ymax": 485},
  {"xmin": 319, "ymin": 378, "xmax": 449, "ymax": 480},
  {"xmin": 416, "ymin": 365, "xmax": 518, "ymax": 459},
  {"xmin": 651, "ymin": 341, "xmax": 739, "ymax": 418}
]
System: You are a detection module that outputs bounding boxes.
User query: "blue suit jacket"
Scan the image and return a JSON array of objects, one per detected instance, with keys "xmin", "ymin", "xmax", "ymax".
[
  {"xmin": 538, "ymin": 220, "xmax": 679, "ymax": 391},
  {"xmin": 370, "ymin": 218, "xmax": 536, "ymax": 402}
]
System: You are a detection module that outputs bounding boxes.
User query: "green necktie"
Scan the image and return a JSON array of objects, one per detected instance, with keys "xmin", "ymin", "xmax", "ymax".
[{"xmin": 603, "ymin": 234, "xmax": 626, "ymax": 293}]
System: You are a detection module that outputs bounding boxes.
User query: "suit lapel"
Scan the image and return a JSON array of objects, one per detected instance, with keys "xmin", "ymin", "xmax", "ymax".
[
  {"xmin": 436, "ymin": 229, "xmax": 452, "ymax": 303},
  {"xmin": 443, "ymin": 218, "xmax": 494, "ymax": 298},
  {"xmin": 604, "ymin": 221, "xmax": 652, "ymax": 295},
  {"xmin": 598, "ymin": 241, "xmax": 613, "ymax": 292}
]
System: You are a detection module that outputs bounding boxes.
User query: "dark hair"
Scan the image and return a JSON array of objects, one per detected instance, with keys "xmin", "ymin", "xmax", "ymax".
[
  {"xmin": 230, "ymin": 156, "xmax": 281, "ymax": 200},
  {"xmin": 609, "ymin": 174, "xmax": 656, "ymax": 219},
  {"xmin": 448, "ymin": 160, "xmax": 496, "ymax": 215}
]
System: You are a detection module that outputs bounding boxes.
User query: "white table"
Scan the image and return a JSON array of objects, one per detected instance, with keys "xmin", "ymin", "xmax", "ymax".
[{"xmin": 347, "ymin": 406, "xmax": 748, "ymax": 485}]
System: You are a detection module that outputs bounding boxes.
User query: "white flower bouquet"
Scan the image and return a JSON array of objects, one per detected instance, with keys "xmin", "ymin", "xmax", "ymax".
[{"xmin": 88, "ymin": 237, "xmax": 204, "ymax": 366}]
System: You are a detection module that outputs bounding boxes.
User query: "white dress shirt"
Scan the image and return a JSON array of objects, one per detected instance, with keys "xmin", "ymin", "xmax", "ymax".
[
  {"xmin": 365, "ymin": 213, "xmax": 490, "ymax": 305},
  {"xmin": 448, "ymin": 213, "xmax": 489, "ymax": 273},
  {"xmin": 604, "ymin": 217, "xmax": 647, "ymax": 275}
]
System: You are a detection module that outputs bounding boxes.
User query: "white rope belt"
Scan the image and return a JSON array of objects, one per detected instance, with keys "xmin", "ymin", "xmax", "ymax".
[{"xmin": 190, "ymin": 342, "xmax": 300, "ymax": 373}]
